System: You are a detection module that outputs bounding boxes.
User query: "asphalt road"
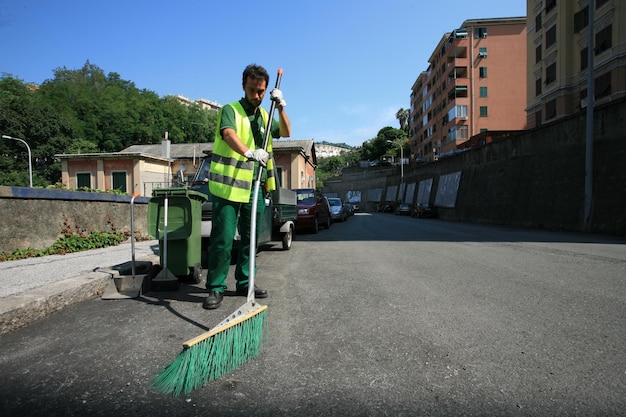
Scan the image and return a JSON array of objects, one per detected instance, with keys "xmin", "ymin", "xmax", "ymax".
[{"xmin": 1, "ymin": 213, "xmax": 625, "ymax": 416}]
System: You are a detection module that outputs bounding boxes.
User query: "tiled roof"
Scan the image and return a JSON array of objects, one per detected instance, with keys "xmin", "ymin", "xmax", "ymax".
[
  {"xmin": 121, "ymin": 143, "xmax": 211, "ymax": 159},
  {"xmin": 122, "ymin": 139, "xmax": 315, "ymax": 159}
]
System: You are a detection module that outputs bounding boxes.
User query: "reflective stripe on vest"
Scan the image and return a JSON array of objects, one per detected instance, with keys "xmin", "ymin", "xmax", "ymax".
[{"xmin": 209, "ymin": 101, "xmax": 276, "ymax": 202}]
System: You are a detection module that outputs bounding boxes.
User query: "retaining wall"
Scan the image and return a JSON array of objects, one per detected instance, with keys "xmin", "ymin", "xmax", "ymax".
[
  {"xmin": 0, "ymin": 187, "xmax": 150, "ymax": 253},
  {"xmin": 323, "ymin": 98, "xmax": 626, "ymax": 234}
]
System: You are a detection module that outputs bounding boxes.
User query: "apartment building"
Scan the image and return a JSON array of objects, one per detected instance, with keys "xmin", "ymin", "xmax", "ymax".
[
  {"xmin": 315, "ymin": 143, "xmax": 351, "ymax": 159},
  {"xmin": 175, "ymin": 94, "xmax": 222, "ymax": 112},
  {"xmin": 409, "ymin": 17, "xmax": 527, "ymax": 161},
  {"xmin": 527, "ymin": 0, "xmax": 626, "ymax": 128}
]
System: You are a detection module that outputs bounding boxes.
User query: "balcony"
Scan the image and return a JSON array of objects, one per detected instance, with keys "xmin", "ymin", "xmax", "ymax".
[
  {"xmin": 448, "ymin": 66, "xmax": 468, "ymax": 81},
  {"xmin": 448, "ymin": 85, "xmax": 468, "ymax": 100}
]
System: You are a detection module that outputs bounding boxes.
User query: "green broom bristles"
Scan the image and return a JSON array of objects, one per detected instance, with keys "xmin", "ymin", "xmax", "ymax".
[{"xmin": 151, "ymin": 307, "xmax": 267, "ymax": 396}]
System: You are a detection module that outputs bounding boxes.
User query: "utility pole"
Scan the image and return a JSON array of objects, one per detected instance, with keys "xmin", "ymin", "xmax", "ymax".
[
  {"xmin": 388, "ymin": 140, "xmax": 405, "ymax": 203},
  {"xmin": 584, "ymin": 4, "xmax": 595, "ymax": 227}
]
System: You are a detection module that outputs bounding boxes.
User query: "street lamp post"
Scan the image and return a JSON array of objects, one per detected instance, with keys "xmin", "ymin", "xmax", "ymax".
[
  {"xmin": 2, "ymin": 135, "xmax": 33, "ymax": 187},
  {"xmin": 400, "ymin": 145, "xmax": 404, "ymax": 187}
]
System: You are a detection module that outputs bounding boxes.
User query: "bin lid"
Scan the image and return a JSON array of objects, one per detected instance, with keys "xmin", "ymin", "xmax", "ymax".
[{"xmin": 151, "ymin": 187, "xmax": 207, "ymax": 202}]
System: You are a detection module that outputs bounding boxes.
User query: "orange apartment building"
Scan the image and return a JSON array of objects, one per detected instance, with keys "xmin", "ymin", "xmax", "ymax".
[
  {"xmin": 409, "ymin": 17, "xmax": 527, "ymax": 162},
  {"xmin": 526, "ymin": 0, "xmax": 626, "ymax": 128}
]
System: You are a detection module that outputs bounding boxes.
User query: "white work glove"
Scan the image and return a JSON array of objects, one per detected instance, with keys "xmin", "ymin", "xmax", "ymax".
[
  {"xmin": 270, "ymin": 88, "xmax": 287, "ymax": 107},
  {"xmin": 245, "ymin": 149, "xmax": 269, "ymax": 167}
]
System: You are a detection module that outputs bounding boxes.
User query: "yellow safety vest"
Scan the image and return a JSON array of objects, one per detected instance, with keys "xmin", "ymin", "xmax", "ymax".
[{"xmin": 209, "ymin": 101, "xmax": 276, "ymax": 202}]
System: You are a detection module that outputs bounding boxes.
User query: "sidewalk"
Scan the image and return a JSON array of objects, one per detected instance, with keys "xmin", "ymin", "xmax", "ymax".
[{"xmin": 0, "ymin": 240, "xmax": 160, "ymax": 335}]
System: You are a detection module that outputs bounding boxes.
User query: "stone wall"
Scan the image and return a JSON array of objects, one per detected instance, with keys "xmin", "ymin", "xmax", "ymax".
[
  {"xmin": 0, "ymin": 187, "xmax": 151, "ymax": 253},
  {"xmin": 323, "ymin": 98, "xmax": 626, "ymax": 234}
]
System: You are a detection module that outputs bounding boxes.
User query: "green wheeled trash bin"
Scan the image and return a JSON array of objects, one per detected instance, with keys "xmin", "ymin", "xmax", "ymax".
[{"xmin": 148, "ymin": 187, "xmax": 207, "ymax": 284}]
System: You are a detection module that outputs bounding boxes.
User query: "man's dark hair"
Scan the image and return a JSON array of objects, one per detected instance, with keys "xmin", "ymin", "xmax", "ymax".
[{"xmin": 242, "ymin": 64, "xmax": 269, "ymax": 87}]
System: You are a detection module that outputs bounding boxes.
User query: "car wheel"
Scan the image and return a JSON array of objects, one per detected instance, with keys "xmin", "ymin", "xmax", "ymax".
[
  {"xmin": 282, "ymin": 224, "xmax": 293, "ymax": 250},
  {"xmin": 312, "ymin": 217, "xmax": 319, "ymax": 234},
  {"xmin": 325, "ymin": 215, "xmax": 331, "ymax": 229}
]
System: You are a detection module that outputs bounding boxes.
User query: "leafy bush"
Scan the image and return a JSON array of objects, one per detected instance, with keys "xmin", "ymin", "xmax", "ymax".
[{"xmin": 0, "ymin": 231, "xmax": 128, "ymax": 262}]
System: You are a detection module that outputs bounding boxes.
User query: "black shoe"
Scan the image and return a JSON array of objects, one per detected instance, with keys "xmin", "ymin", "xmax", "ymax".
[
  {"xmin": 203, "ymin": 291, "xmax": 223, "ymax": 309},
  {"xmin": 235, "ymin": 286, "xmax": 268, "ymax": 299}
]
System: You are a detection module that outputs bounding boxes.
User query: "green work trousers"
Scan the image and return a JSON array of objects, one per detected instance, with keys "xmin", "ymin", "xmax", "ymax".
[{"xmin": 206, "ymin": 187, "xmax": 265, "ymax": 293}]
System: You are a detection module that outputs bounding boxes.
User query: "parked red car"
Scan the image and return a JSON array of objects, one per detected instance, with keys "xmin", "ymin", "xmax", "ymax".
[
  {"xmin": 293, "ymin": 188, "xmax": 332, "ymax": 233},
  {"xmin": 412, "ymin": 202, "xmax": 438, "ymax": 218}
]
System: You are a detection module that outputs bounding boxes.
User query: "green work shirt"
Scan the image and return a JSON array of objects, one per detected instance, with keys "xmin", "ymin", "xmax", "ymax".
[{"xmin": 219, "ymin": 98, "xmax": 280, "ymax": 184}]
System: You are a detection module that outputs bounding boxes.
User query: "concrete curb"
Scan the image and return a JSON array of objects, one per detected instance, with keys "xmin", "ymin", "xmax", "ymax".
[
  {"xmin": 0, "ymin": 270, "xmax": 113, "ymax": 335},
  {"xmin": 0, "ymin": 254, "xmax": 159, "ymax": 335}
]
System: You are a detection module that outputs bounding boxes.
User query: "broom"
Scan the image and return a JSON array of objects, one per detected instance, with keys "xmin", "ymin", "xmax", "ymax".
[{"xmin": 151, "ymin": 68, "xmax": 283, "ymax": 396}]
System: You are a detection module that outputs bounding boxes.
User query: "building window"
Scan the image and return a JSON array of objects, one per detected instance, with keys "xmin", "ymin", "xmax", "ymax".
[
  {"xmin": 580, "ymin": 47, "xmax": 588, "ymax": 70},
  {"xmin": 595, "ymin": 71, "xmax": 612, "ymax": 99},
  {"xmin": 112, "ymin": 171, "xmax": 127, "ymax": 193},
  {"xmin": 545, "ymin": 62, "xmax": 557, "ymax": 85},
  {"xmin": 536, "ymin": 44, "xmax": 542, "ymax": 63},
  {"xmin": 574, "ymin": 6, "xmax": 588, "ymax": 33},
  {"xmin": 447, "ymin": 105, "xmax": 468, "ymax": 121},
  {"xmin": 480, "ymin": 86, "xmax": 488, "ymax": 97},
  {"xmin": 453, "ymin": 28, "xmax": 468, "ymax": 39},
  {"xmin": 546, "ymin": 25, "xmax": 557, "ymax": 49},
  {"xmin": 536, "ymin": 78, "xmax": 542, "ymax": 96},
  {"xmin": 595, "ymin": 24, "xmax": 612, "ymax": 55},
  {"xmin": 449, "ymin": 86, "xmax": 468, "ymax": 99},
  {"xmin": 596, "ymin": 0, "xmax": 609, "ymax": 9},
  {"xmin": 474, "ymin": 27, "xmax": 488, "ymax": 38},
  {"xmin": 545, "ymin": 99, "xmax": 557, "ymax": 120},
  {"xmin": 479, "ymin": 67, "xmax": 488, "ymax": 78},
  {"xmin": 534, "ymin": 110, "xmax": 542, "ymax": 127},
  {"xmin": 479, "ymin": 47, "xmax": 487, "ymax": 58},
  {"xmin": 449, "ymin": 125, "xmax": 469, "ymax": 141},
  {"xmin": 479, "ymin": 106, "xmax": 488, "ymax": 117},
  {"xmin": 535, "ymin": 13, "xmax": 542, "ymax": 31},
  {"xmin": 76, "ymin": 173, "xmax": 91, "ymax": 189},
  {"xmin": 546, "ymin": 0, "xmax": 556, "ymax": 14}
]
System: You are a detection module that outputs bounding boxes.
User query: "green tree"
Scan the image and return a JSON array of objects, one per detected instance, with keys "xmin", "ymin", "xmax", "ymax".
[
  {"xmin": 0, "ymin": 61, "xmax": 234, "ymax": 187},
  {"xmin": 359, "ymin": 126, "xmax": 406, "ymax": 162},
  {"xmin": 395, "ymin": 108, "xmax": 410, "ymax": 133}
]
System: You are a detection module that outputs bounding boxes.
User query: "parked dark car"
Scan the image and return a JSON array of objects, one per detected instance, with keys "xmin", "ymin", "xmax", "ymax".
[
  {"xmin": 328, "ymin": 197, "xmax": 349, "ymax": 222},
  {"xmin": 378, "ymin": 203, "xmax": 394, "ymax": 213},
  {"xmin": 412, "ymin": 202, "xmax": 437, "ymax": 218},
  {"xmin": 293, "ymin": 188, "xmax": 332, "ymax": 233},
  {"xmin": 395, "ymin": 203, "xmax": 413, "ymax": 215},
  {"xmin": 343, "ymin": 203, "xmax": 355, "ymax": 216}
]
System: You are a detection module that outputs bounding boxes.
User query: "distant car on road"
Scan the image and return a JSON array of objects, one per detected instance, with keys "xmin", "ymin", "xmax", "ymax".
[
  {"xmin": 343, "ymin": 203, "xmax": 355, "ymax": 217},
  {"xmin": 395, "ymin": 203, "xmax": 412, "ymax": 216},
  {"xmin": 412, "ymin": 203, "xmax": 437, "ymax": 218},
  {"xmin": 378, "ymin": 203, "xmax": 394, "ymax": 213},
  {"xmin": 328, "ymin": 197, "xmax": 348, "ymax": 222}
]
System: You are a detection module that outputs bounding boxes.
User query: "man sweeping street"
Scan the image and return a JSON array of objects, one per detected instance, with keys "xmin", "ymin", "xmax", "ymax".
[{"xmin": 204, "ymin": 64, "xmax": 291, "ymax": 310}]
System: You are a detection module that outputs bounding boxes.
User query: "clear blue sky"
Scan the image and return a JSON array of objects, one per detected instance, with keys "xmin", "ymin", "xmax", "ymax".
[{"xmin": 0, "ymin": 0, "xmax": 526, "ymax": 147}]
